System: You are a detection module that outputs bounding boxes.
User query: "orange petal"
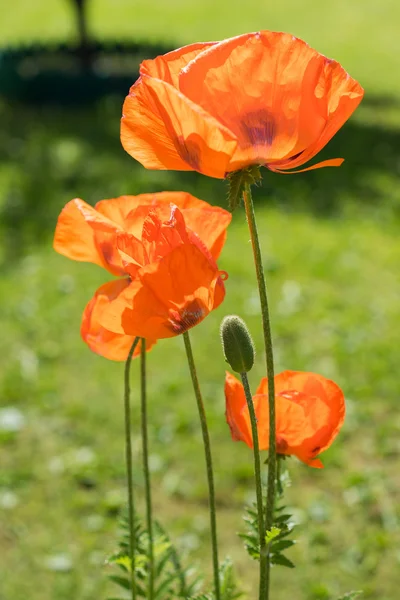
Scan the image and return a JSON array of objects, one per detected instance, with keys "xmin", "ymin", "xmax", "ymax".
[
  {"xmin": 115, "ymin": 232, "xmax": 146, "ymax": 278},
  {"xmin": 180, "ymin": 31, "xmax": 363, "ymax": 172},
  {"xmin": 54, "ymin": 198, "xmax": 126, "ymax": 276},
  {"xmin": 251, "ymin": 392, "xmax": 307, "ymax": 452},
  {"xmin": 224, "ymin": 371, "xmax": 253, "ymax": 446},
  {"xmin": 141, "ymin": 204, "xmax": 190, "ymax": 263},
  {"xmin": 123, "ymin": 194, "xmax": 231, "ymax": 260},
  {"xmin": 142, "ymin": 75, "xmax": 237, "ymax": 178},
  {"xmin": 101, "ymin": 244, "xmax": 223, "ymax": 339},
  {"xmin": 270, "ymin": 59, "xmax": 364, "ymax": 171},
  {"xmin": 121, "ymin": 77, "xmax": 195, "ymax": 171},
  {"xmin": 81, "ymin": 279, "xmax": 157, "ymax": 361},
  {"xmin": 180, "ymin": 206, "xmax": 231, "ymax": 260},
  {"xmin": 95, "ymin": 195, "xmax": 150, "ymax": 228},
  {"xmin": 180, "ymin": 32, "xmax": 330, "ymax": 170},
  {"xmin": 269, "ymin": 158, "xmax": 344, "ymax": 173},
  {"xmin": 140, "ymin": 42, "xmax": 217, "ymax": 88},
  {"xmin": 254, "ymin": 371, "xmax": 345, "ymax": 466},
  {"xmin": 54, "ymin": 199, "xmax": 112, "ymax": 272}
]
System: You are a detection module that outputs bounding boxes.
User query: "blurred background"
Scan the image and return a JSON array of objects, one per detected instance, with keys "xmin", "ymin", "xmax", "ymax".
[{"xmin": 0, "ymin": 1, "xmax": 399, "ymax": 599}]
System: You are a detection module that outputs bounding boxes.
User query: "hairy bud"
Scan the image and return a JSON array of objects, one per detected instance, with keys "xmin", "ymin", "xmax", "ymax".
[{"xmin": 220, "ymin": 315, "xmax": 255, "ymax": 373}]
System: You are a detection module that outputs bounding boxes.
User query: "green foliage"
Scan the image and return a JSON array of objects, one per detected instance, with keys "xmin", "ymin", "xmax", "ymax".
[
  {"xmin": 187, "ymin": 558, "xmax": 242, "ymax": 600},
  {"xmin": 336, "ymin": 592, "xmax": 363, "ymax": 600},
  {"xmin": 239, "ymin": 499, "xmax": 295, "ymax": 568},
  {"xmin": 218, "ymin": 557, "xmax": 243, "ymax": 600},
  {"xmin": 107, "ymin": 515, "xmax": 200, "ymax": 599}
]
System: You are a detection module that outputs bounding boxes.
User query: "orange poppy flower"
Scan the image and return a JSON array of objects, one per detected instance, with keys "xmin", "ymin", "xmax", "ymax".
[
  {"xmin": 225, "ymin": 370, "xmax": 345, "ymax": 468},
  {"xmin": 121, "ymin": 31, "xmax": 364, "ymax": 179},
  {"xmin": 54, "ymin": 192, "xmax": 231, "ymax": 359}
]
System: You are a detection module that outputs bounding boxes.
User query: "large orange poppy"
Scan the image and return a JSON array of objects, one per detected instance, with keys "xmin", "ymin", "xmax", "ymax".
[
  {"xmin": 121, "ymin": 31, "xmax": 364, "ymax": 179},
  {"xmin": 54, "ymin": 192, "xmax": 231, "ymax": 359},
  {"xmin": 225, "ymin": 370, "xmax": 345, "ymax": 468}
]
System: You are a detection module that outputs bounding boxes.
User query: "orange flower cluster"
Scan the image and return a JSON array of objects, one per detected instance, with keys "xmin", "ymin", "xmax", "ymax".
[
  {"xmin": 54, "ymin": 29, "xmax": 357, "ymax": 463},
  {"xmin": 225, "ymin": 371, "xmax": 345, "ymax": 467},
  {"xmin": 121, "ymin": 31, "xmax": 364, "ymax": 178},
  {"xmin": 54, "ymin": 193, "xmax": 231, "ymax": 360}
]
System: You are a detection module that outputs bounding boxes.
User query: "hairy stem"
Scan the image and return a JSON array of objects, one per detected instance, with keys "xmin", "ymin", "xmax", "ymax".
[
  {"xmin": 243, "ymin": 183, "xmax": 276, "ymax": 600},
  {"xmin": 140, "ymin": 339, "xmax": 154, "ymax": 599},
  {"xmin": 183, "ymin": 331, "xmax": 221, "ymax": 600},
  {"xmin": 124, "ymin": 337, "xmax": 140, "ymax": 600},
  {"xmin": 241, "ymin": 371, "xmax": 267, "ymax": 600}
]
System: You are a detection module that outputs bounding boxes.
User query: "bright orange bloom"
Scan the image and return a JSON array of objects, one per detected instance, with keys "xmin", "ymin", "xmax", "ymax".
[
  {"xmin": 54, "ymin": 192, "xmax": 231, "ymax": 359},
  {"xmin": 225, "ymin": 370, "xmax": 345, "ymax": 468},
  {"xmin": 121, "ymin": 31, "xmax": 364, "ymax": 179}
]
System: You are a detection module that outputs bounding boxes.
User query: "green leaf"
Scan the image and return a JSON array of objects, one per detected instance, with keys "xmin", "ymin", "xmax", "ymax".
[
  {"xmin": 265, "ymin": 526, "xmax": 281, "ymax": 544},
  {"xmin": 109, "ymin": 575, "xmax": 131, "ymax": 590},
  {"xmin": 270, "ymin": 554, "xmax": 295, "ymax": 569},
  {"xmin": 336, "ymin": 592, "xmax": 363, "ymax": 600},
  {"xmin": 107, "ymin": 514, "xmax": 202, "ymax": 599},
  {"xmin": 271, "ymin": 540, "xmax": 295, "ymax": 552}
]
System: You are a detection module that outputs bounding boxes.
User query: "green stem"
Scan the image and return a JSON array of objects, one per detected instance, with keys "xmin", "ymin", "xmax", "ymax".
[
  {"xmin": 124, "ymin": 336, "xmax": 140, "ymax": 600},
  {"xmin": 243, "ymin": 182, "xmax": 276, "ymax": 600},
  {"xmin": 140, "ymin": 339, "xmax": 154, "ymax": 599},
  {"xmin": 240, "ymin": 372, "xmax": 267, "ymax": 600},
  {"xmin": 183, "ymin": 331, "xmax": 221, "ymax": 600}
]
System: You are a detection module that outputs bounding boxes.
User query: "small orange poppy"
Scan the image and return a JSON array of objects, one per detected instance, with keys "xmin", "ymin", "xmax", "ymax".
[
  {"xmin": 121, "ymin": 31, "xmax": 364, "ymax": 179},
  {"xmin": 54, "ymin": 192, "xmax": 231, "ymax": 359},
  {"xmin": 225, "ymin": 370, "xmax": 345, "ymax": 468}
]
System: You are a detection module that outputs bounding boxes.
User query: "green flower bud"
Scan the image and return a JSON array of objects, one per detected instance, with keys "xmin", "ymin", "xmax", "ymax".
[{"xmin": 220, "ymin": 315, "xmax": 255, "ymax": 373}]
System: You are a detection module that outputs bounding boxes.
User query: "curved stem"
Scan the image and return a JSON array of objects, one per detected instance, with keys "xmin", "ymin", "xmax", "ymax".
[
  {"xmin": 240, "ymin": 372, "xmax": 267, "ymax": 600},
  {"xmin": 183, "ymin": 331, "xmax": 221, "ymax": 600},
  {"xmin": 140, "ymin": 339, "xmax": 154, "ymax": 599},
  {"xmin": 124, "ymin": 336, "xmax": 141, "ymax": 600},
  {"xmin": 243, "ymin": 183, "xmax": 276, "ymax": 600}
]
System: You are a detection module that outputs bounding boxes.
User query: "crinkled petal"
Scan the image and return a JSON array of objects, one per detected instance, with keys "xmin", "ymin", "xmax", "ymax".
[
  {"xmin": 141, "ymin": 205, "xmax": 190, "ymax": 263},
  {"xmin": 101, "ymin": 244, "xmax": 223, "ymax": 339}
]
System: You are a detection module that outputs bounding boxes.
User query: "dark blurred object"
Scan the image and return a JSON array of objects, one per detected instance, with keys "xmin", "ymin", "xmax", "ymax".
[
  {"xmin": 0, "ymin": 40, "xmax": 172, "ymax": 105},
  {"xmin": 73, "ymin": 0, "xmax": 91, "ymax": 70},
  {"xmin": 0, "ymin": 0, "xmax": 171, "ymax": 105}
]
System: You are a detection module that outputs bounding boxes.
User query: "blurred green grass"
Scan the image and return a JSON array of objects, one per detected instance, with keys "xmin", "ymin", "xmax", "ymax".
[{"xmin": 0, "ymin": 2, "xmax": 399, "ymax": 600}]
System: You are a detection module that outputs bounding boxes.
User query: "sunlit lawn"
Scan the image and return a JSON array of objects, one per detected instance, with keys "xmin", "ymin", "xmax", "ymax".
[{"xmin": 0, "ymin": 2, "xmax": 399, "ymax": 599}]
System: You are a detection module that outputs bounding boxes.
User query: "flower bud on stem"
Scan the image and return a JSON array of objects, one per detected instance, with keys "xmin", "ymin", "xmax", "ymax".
[{"xmin": 220, "ymin": 315, "xmax": 255, "ymax": 373}]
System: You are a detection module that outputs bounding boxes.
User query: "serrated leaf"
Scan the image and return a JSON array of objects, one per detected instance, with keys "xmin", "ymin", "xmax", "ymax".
[
  {"xmin": 109, "ymin": 575, "xmax": 131, "ymax": 590},
  {"xmin": 271, "ymin": 540, "xmax": 295, "ymax": 552},
  {"xmin": 270, "ymin": 554, "xmax": 295, "ymax": 568},
  {"xmin": 274, "ymin": 513, "xmax": 293, "ymax": 524},
  {"xmin": 107, "ymin": 514, "xmax": 202, "ymax": 599}
]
